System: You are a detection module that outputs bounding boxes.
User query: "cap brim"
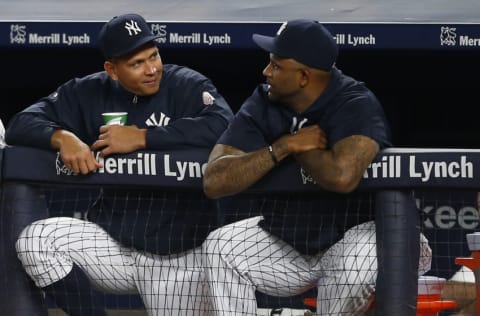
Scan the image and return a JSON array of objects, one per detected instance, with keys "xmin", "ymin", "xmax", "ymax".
[
  {"xmin": 113, "ymin": 34, "xmax": 162, "ymax": 58},
  {"xmin": 252, "ymin": 34, "xmax": 277, "ymax": 54}
]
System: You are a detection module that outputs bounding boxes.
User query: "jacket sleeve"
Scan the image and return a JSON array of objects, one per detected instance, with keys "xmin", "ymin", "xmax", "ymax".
[
  {"xmin": 6, "ymin": 78, "xmax": 85, "ymax": 149},
  {"xmin": 145, "ymin": 70, "xmax": 234, "ymax": 149}
]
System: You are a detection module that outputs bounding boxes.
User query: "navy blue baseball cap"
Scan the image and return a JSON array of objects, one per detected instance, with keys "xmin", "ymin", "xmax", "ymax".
[
  {"xmin": 252, "ymin": 19, "xmax": 338, "ymax": 71},
  {"xmin": 98, "ymin": 13, "xmax": 161, "ymax": 59}
]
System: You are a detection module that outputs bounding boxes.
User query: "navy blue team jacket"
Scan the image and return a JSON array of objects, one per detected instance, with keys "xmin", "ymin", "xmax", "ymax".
[
  {"xmin": 6, "ymin": 64, "xmax": 234, "ymax": 254},
  {"xmin": 217, "ymin": 67, "xmax": 392, "ymax": 255}
]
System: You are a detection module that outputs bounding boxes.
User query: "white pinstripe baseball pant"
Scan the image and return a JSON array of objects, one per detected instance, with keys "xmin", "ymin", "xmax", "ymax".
[
  {"xmin": 15, "ymin": 217, "xmax": 213, "ymax": 316},
  {"xmin": 202, "ymin": 216, "xmax": 431, "ymax": 316}
]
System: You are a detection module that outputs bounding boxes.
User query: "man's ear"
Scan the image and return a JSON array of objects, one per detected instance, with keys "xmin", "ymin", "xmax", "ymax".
[
  {"xmin": 104, "ymin": 61, "xmax": 118, "ymax": 81},
  {"xmin": 299, "ymin": 68, "xmax": 310, "ymax": 88}
]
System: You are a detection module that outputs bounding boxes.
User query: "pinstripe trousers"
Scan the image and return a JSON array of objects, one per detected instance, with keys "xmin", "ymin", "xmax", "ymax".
[
  {"xmin": 15, "ymin": 217, "xmax": 213, "ymax": 316},
  {"xmin": 202, "ymin": 216, "xmax": 431, "ymax": 316}
]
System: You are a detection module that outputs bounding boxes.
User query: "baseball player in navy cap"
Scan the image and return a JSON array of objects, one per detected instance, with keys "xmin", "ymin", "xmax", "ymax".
[
  {"xmin": 98, "ymin": 13, "xmax": 163, "ymax": 60},
  {"xmin": 252, "ymin": 19, "xmax": 338, "ymax": 71},
  {"xmin": 202, "ymin": 19, "xmax": 431, "ymax": 315},
  {"xmin": 9, "ymin": 13, "xmax": 233, "ymax": 316}
]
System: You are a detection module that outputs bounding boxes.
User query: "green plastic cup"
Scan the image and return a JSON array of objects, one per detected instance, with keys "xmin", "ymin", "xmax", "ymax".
[{"xmin": 102, "ymin": 112, "xmax": 128, "ymax": 126}]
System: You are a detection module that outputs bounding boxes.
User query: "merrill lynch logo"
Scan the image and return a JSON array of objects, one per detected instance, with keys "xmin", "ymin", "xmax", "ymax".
[
  {"xmin": 10, "ymin": 24, "xmax": 26, "ymax": 44},
  {"xmin": 440, "ymin": 26, "xmax": 456, "ymax": 46},
  {"xmin": 55, "ymin": 152, "xmax": 75, "ymax": 176},
  {"xmin": 151, "ymin": 23, "xmax": 167, "ymax": 44},
  {"xmin": 55, "ymin": 152, "xmax": 206, "ymax": 181},
  {"xmin": 156, "ymin": 23, "xmax": 232, "ymax": 46},
  {"xmin": 301, "ymin": 155, "xmax": 473, "ymax": 185},
  {"xmin": 365, "ymin": 155, "xmax": 472, "ymax": 182},
  {"xmin": 9, "ymin": 24, "xmax": 90, "ymax": 45},
  {"xmin": 440, "ymin": 26, "xmax": 480, "ymax": 47}
]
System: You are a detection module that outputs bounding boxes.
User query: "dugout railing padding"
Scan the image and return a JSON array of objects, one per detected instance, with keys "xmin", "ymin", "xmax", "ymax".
[{"xmin": 2, "ymin": 146, "xmax": 479, "ymax": 315}]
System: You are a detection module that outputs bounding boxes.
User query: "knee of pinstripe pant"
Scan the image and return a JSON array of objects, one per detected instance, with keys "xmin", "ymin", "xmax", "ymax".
[{"xmin": 15, "ymin": 218, "xmax": 74, "ymax": 288}]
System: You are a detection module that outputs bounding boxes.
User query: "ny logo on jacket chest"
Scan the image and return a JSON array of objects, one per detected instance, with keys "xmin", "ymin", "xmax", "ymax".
[
  {"xmin": 146, "ymin": 112, "xmax": 171, "ymax": 127},
  {"xmin": 290, "ymin": 117, "xmax": 308, "ymax": 134}
]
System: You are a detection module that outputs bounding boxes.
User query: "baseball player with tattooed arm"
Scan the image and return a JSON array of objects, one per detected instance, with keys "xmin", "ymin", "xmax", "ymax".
[
  {"xmin": 6, "ymin": 13, "xmax": 233, "ymax": 316},
  {"xmin": 202, "ymin": 19, "xmax": 431, "ymax": 315}
]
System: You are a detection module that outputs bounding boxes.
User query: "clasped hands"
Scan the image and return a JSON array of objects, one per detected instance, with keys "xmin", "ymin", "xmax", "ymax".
[{"xmin": 59, "ymin": 125, "xmax": 146, "ymax": 175}]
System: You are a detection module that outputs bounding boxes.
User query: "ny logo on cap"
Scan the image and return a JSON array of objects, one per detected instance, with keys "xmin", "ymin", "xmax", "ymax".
[
  {"xmin": 276, "ymin": 22, "xmax": 287, "ymax": 35},
  {"xmin": 124, "ymin": 20, "xmax": 142, "ymax": 36}
]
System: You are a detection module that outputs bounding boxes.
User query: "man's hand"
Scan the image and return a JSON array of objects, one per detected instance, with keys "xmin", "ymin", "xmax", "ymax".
[
  {"xmin": 51, "ymin": 130, "xmax": 102, "ymax": 175},
  {"xmin": 272, "ymin": 125, "xmax": 327, "ymax": 161},
  {"xmin": 203, "ymin": 125, "xmax": 328, "ymax": 199},
  {"xmin": 286, "ymin": 125, "xmax": 327, "ymax": 154},
  {"xmin": 91, "ymin": 124, "xmax": 147, "ymax": 157}
]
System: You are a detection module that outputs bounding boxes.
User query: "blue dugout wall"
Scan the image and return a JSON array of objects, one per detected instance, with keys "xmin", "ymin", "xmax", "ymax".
[{"xmin": 1, "ymin": 146, "xmax": 480, "ymax": 315}]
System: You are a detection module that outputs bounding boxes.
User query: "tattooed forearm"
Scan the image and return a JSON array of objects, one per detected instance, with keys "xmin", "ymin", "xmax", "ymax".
[
  {"xmin": 203, "ymin": 144, "xmax": 277, "ymax": 198},
  {"xmin": 295, "ymin": 135, "xmax": 379, "ymax": 193}
]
